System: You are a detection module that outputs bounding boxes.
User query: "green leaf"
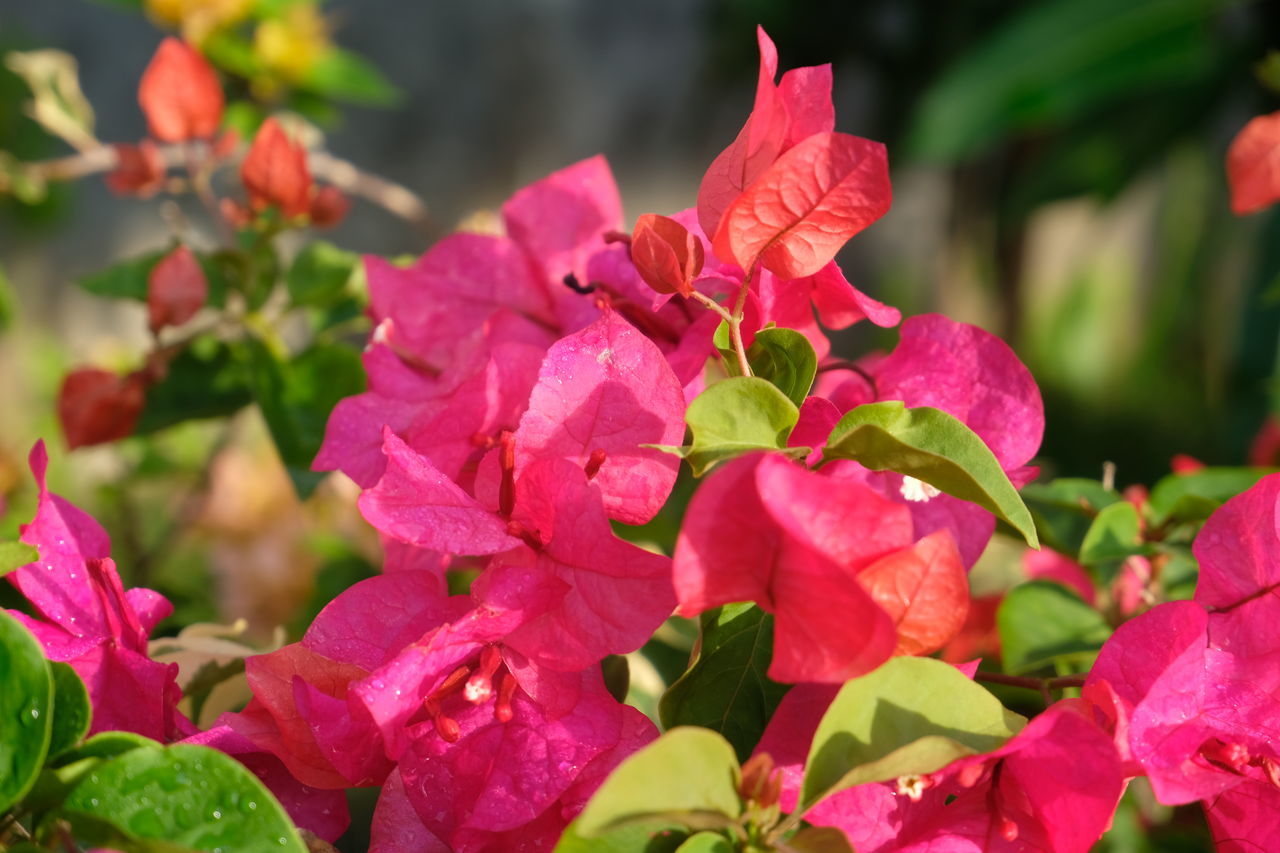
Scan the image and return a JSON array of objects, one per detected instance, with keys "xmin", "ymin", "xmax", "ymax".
[
  {"xmin": 576, "ymin": 727, "xmax": 742, "ymax": 836},
  {"xmin": 1147, "ymin": 467, "xmax": 1271, "ymax": 526},
  {"xmin": 246, "ymin": 339, "xmax": 365, "ymax": 497},
  {"xmin": 821, "ymin": 401, "xmax": 1038, "ymax": 547},
  {"xmin": 684, "ymin": 376, "xmax": 800, "ymax": 476},
  {"xmin": 77, "ymin": 250, "xmax": 165, "ymax": 301},
  {"xmin": 52, "ymin": 731, "xmax": 158, "ymax": 768},
  {"xmin": 301, "ymin": 48, "xmax": 400, "ymax": 105},
  {"xmin": 0, "ymin": 610, "xmax": 54, "ymax": 812},
  {"xmin": 1078, "ymin": 501, "xmax": 1145, "ymax": 571},
  {"xmin": 554, "ymin": 821, "xmax": 689, "ymax": 853},
  {"xmin": 801, "ymin": 657, "xmax": 1025, "ymax": 810},
  {"xmin": 0, "ymin": 260, "xmax": 17, "ymax": 331},
  {"xmin": 61, "ymin": 743, "xmax": 307, "ymax": 852},
  {"xmin": 76, "ymin": 248, "xmax": 228, "ymax": 308},
  {"xmin": 47, "ymin": 662, "xmax": 91, "ymax": 760},
  {"xmin": 658, "ymin": 604, "xmax": 790, "ymax": 763},
  {"xmin": 730, "ymin": 327, "xmax": 818, "ymax": 408},
  {"xmin": 788, "ymin": 827, "xmax": 857, "ymax": 853},
  {"xmin": 286, "ymin": 240, "xmax": 359, "ymax": 309},
  {"xmin": 997, "ymin": 581, "xmax": 1113, "ymax": 675},
  {"xmin": 674, "ymin": 832, "xmax": 733, "ymax": 853},
  {"xmin": 1022, "ymin": 478, "xmax": 1119, "ymax": 554},
  {"xmin": 0, "ymin": 540, "xmax": 38, "ymax": 576},
  {"xmin": 906, "ymin": 0, "xmax": 1231, "ymax": 162},
  {"xmin": 134, "ymin": 338, "xmax": 253, "ymax": 435}
]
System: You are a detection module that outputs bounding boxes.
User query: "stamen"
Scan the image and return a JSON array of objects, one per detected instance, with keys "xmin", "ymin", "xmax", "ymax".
[
  {"xmin": 998, "ymin": 816, "xmax": 1019, "ymax": 842},
  {"xmin": 498, "ymin": 431, "xmax": 516, "ymax": 518},
  {"xmin": 494, "ymin": 671, "xmax": 519, "ymax": 723},
  {"xmin": 465, "ymin": 646, "xmax": 503, "ymax": 704},
  {"xmin": 429, "ymin": 664, "xmax": 473, "ymax": 702},
  {"xmin": 584, "ymin": 449, "xmax": 607, "ymax": 479},
  {"xmin": 470, "ymin": 432, "xmax": 495, "ymax": 450},
  {"xmin": 506, "ymin": 521, "xmax": 544, "ymax": 551},
  {"xmin": 562, "ymin": 273, "xmax": 596, "ymax": 295}
]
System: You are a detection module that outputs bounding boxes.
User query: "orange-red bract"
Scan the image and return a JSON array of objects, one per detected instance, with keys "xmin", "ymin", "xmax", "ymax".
[
  {"xmin": 138, "ymin": 38, "xmax": 224, "ymax": 143},
  {"xmin": 856, "ymin": 530, "xmax": 968, "ymax": 656},
  {"xmin": 308, "ymin": 185, "xmax": 350, "ymax": 228},
  {"xmin": 713, "ymin": 131, "xmax": 891, "ymax": 280},
  {"xmin": 147, "ymin": 245, "xmax": 208, "ymax": 333},
  {"xmin": 58, "ymin": 368, "xmax": 148, "ymax": 450},
  {"xmin": 630, "ymin": 213, "xmax": 704, "ymax": 297},
  {"xmin": 241, "ymin": 117, "xmax": 313, "ymax": 218},
  {"xmin": 1227, "ymin": 110, "xmax": 1280, "ymax": 216},
  {"xmin": 105, "ymin": 141, "xmax": 166, "ymax": 197}
]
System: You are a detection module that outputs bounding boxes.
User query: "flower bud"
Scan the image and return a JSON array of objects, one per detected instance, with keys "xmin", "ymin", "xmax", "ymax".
[{"xmin": 631, "ymin": 213, "xmax": 703, "ymax": 297}]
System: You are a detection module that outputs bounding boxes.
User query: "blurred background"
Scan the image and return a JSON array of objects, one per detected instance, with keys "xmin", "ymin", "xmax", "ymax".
[{"xmin": 1, "ymin": 1, "xmax": 1277, "ymax": 848}]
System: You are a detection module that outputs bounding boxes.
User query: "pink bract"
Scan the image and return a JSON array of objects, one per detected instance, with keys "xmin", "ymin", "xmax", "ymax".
[{"xmin": 6, "ymin": 442, "xmax": 189, "ymax": 742}]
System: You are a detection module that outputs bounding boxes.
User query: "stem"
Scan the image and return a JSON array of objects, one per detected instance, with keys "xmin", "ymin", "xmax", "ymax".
[
  {"xmin": 728, "ymin": 276, "xmax": 753, "ymax": 377},
  {"xmin": 973, "ymin": 670, "xmax": 1086, "ymax": 705},
  {"xmin": 689, "ymin": 290, "xmax": 732, "ymax": 324}
]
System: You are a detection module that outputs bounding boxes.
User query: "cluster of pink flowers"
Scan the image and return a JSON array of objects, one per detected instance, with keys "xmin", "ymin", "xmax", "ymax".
[{"xmin": 12, "ymin": 24, "xmax": 1280, "ymax": 853}]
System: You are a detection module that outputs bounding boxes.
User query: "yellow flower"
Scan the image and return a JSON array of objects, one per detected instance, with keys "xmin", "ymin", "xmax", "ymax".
[
  {"xmin": 254, "ymin": 4, "xmax": 332, "ymax": 83},
  {"xmin": 144, "ymin": 0, "xmax": 251, "ymax": 43}
]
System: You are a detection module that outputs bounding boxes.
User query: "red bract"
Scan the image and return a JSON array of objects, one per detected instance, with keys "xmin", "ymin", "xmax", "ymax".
[
  {"xmin": 697, "ymin": 27, "xmax": 837, "ymax": 242},
  {"xmin": 674, "ymin": 453, "xmax": 964, "ymax": 682},
  {"xmin": 105, "ymin": 141, "xmax": 165, "ymax": 197},
  {"xmin": 57, "ymin": 367, "xmax": 148, "ymax": 450},
  {"xmin": 713, "ymin": 131, "xmax": 891, "ymax": 279},
  {"xmin": 138, "ymin": 37, "xmax": 224, "ymax": 143},
  {"xmin": 631, "ymin": 213, "xmax": 704, "ymax": 297},
  {"xmin": 1226, "ymin": 110, "xmax": 1280, "ymax": 215},
  {"xmin": 147, "ymin": 244, "xmax": 208, "ymax": 332},
  {"xmin": 241, "ymin": 117, "xmax": 312, "ymax": 218},
  {"xmin": 5, "ymin": 442, "xmax": 189, "ymax": 741}
]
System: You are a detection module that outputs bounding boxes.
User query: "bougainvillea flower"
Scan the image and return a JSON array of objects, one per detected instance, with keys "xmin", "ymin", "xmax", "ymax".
[
  {"xmin": 241, "ymin": 117, "xmax": 312, "ymax": 218},
  {"xmin": 361, "ymin": 431, "xmax": 675, "ymax": 669},
  {"xmin": 502, "ymin": 154, "xmax": 625, "ymax": 332},
  {"xmin": 228, "ymin": 571, "xmax": 656, "ymax": 850},
  {"xmin": 105, "ymin": 140, "xmax": 166, "ymax": 197},
  {"xmin": 511, "ymin": 309, "xmax": 686, "ymax": 524},
  {"xmin": 147, "ymin": 244, "xmax": 208, "ymax": 332},
  {"xmin": 1086, "ymin": 474, "xmax": 1280, "ymax": 850},
  {"xmin": 756, "ymin": 689, "xmax": 1122, "ymax": 853},
  {"xmin": 6, "ymin": 442, "xmax": 189, "ymax": 741},
  {"xmin": 307, "ymin": 184, "xmax": 350, "ymax": 227},
  {"xmin": 470, "ymin": 457, "xmax": 676, "ymax": 670},
  {"xmin": 674, "ymin": 452, "xmax": 965, "ymax": 682},
  {"xmin": 817, "ymin": 313, "xmax": 1044, "ymax": 566},
  {"xmin": 57, "ymin": 367, "xmax": 149, "ymax": 450},
  {"xmin": 1226, "ymin": 110, "xmax": 1280, "ymax": 215},
  {"xmin": 138, "ymin": 37, "xmax": 224, "ymax": 142}
]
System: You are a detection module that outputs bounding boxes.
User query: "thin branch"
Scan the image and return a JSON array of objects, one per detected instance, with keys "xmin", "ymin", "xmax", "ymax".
[
  {"xmin": 973, "ymin": 670, "xmax": 1086, "ymax": 704},
  {"xmin": 309, "ymin": 150, "xmax": 431, "ymax": 233},
  {"xmin": 16, "ymin": 144, "xmax": 432, "ymax": 232}
]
